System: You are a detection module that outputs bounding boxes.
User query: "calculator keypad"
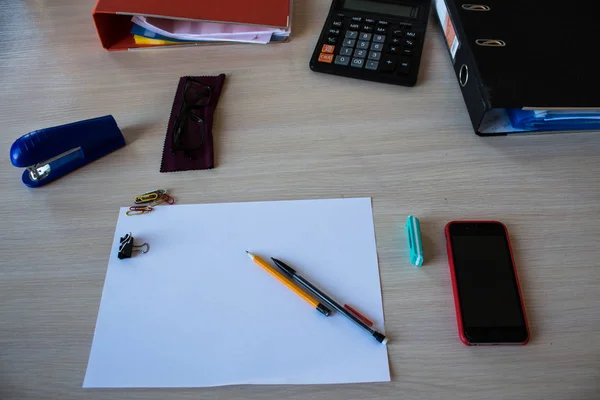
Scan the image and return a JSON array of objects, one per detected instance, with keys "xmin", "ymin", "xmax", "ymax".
[
  {"xmin": 357, "ymin": 40, "xmax": 370, "ymax": 50},
  {"xmin": 318, "ymin": 53, "xmax": 334, "ymax": 63},
  {"xmin": 354, "ymin": 49, "xmax": 367, "ymax": 58},
  {"xmin": 314, "ymin": 15, "xmax": 422, "ymax": 80},
  {"xmin": 359, "ymin": 32, "xmax": 371, "ymax": 41},
  {"xmin": 351, "ymin": 58, "xmax": 365, "ymax": 68},
  {"xmin": 365, "ymin": 60, "xmax": 379, "ymax": 70},
  {"xmin": 371, "ymin": 42, "xmax": 383, "ymax": 51},
  {"xmin": 321, "ymin": 44, "xmax": 335, "ymax": 54},
  {"xmin": 335, "ymin": 55, "xmax": 350, "ymax": 66}
]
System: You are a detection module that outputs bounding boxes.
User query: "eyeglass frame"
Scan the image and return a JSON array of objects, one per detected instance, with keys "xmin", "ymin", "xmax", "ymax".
[{"xmin": 171, "ymin": 78, "xmax": 213, "ymax": 157}]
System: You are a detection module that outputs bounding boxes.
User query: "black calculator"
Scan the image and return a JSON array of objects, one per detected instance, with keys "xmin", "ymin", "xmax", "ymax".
[{"xmin": 309, "ymin": 0, "xmax": 430, "ymax": 86}]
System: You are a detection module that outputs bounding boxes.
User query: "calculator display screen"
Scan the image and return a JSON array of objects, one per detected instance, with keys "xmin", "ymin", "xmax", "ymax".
[{"xmin": 343, "ymin": 0, "xmax": 417, "ymax": 18}]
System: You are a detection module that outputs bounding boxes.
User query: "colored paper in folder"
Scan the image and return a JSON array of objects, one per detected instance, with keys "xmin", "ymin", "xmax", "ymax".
[
  {"xmin": 131, "ymin": 15, "xmax": 289, "ymax": 44},
  {"xmin": 84, "ymin": 198, "xmax": 389, "ymax": 388}
]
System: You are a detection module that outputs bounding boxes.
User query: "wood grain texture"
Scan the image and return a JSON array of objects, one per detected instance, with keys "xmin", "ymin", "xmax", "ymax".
[{"xmin": 1, "ymin": 1, "xmax": 599, "ymax": 399}]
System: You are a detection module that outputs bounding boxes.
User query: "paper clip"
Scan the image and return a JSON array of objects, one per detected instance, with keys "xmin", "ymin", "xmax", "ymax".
[
  {"xmin": 118, "ymin": 232, "xmax": 149, "ymax": 259},
  {"xmin": 126, "ymin": 205, "xmax": 153, "ymax": 216},
  {"xmin": 146, "ymin": 193, "xmax": 175, "ymax": 207},
  {"xmin": 134, "ymin": 192, "xmax": 159, "ymax": 204},
  {"xmin": 132, "ymin": 189, "xmax": 174, "ymax": 210},
  {"xmin": 148, "ymin": 197, "xmax": 165, "ymax": 207},
  {"xmin": 159, "ymin": 193, "xmax": 175, "ymax": 205},
  {"xmin": 142, "ymin": 188, "xmax": 167, "ymax": 196}
]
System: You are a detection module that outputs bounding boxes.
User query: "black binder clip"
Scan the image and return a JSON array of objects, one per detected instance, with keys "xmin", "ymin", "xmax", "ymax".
[{"xmin": 118, "ymin": 232, "xmax": 149, "ymax": 260}]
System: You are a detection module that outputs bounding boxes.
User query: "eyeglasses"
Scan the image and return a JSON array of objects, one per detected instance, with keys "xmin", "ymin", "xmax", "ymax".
[{"xmin": 171, "ymin": 78, "xmax": 212, "ymax": 158}]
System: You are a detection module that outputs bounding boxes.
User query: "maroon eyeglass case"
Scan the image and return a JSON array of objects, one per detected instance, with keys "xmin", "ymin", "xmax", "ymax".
[{"xmin": 160, "ymin": 73, "xmax": 226, "ymax": 173}]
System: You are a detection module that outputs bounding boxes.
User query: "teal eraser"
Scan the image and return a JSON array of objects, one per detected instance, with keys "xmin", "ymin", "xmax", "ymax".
[{"xmin": 406, "ymin": 215, "xmax": 423, "ymax": 266}]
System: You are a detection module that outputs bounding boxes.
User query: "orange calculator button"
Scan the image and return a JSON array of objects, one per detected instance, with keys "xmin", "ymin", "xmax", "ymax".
[
  {"xmin": 318, "ymin": 53, "xmax": 334, "ymax": 63},
  {"xmin": 321, "ymin": 44, "xmax": 335, "ymax": 54}
]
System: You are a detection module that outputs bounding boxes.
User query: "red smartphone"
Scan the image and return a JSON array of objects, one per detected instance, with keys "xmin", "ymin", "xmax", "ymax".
[{"xmin": 445, "ymin": 221, "xmax": 529, "ymax": 345}]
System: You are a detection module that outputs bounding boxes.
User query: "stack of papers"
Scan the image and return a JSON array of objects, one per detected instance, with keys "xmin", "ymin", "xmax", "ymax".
[{"xmin": 131, "ymin": 13, "xmax": 291, "ymax": 46}]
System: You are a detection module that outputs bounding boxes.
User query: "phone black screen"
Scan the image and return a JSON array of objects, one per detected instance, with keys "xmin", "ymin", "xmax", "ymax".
[{"xmin": 449, "ymin": 223, "xmax": 527, "ymax": 343}]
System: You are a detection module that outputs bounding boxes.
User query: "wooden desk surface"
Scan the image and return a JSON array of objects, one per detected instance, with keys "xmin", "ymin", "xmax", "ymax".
[{"xmin": 1, "ymin": 1, "xmax": 599, "ymax": 399}]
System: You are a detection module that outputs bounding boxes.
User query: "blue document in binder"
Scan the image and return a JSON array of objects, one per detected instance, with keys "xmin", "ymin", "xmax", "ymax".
[{"xmin": 508, "ymin": 109, "xmax": 600, "ymax": 132}]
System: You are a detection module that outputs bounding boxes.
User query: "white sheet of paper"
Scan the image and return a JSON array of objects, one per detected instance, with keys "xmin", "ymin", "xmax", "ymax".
[{"xmin": 83, "ymin": 198, "xmax": 390, "ymax": 388}]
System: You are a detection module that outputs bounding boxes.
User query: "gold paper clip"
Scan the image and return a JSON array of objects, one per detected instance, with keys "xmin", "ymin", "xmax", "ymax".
[
  {"xmin": 141, "ymin": 188, "xmax": 167, "ymax": 196},
  {"xmin": 134, "ymin": 189, "xmax": 168, "ymax": 204},
  {"xmin": 126, "ymin": 205, "xmax": 153, "ymax": 216},
  {"xmin": 134, "ymin": 192, "xmax": 159, "ymax": 204}
]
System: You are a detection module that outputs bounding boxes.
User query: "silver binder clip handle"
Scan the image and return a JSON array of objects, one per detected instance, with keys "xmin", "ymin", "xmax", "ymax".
[
  {"xmin": 462, "ymin": 4, "xmax": 491, "ymax": 11},
  {"xmin": 475, "ymin": 39, "xmax": 506, "ymax": 47}
]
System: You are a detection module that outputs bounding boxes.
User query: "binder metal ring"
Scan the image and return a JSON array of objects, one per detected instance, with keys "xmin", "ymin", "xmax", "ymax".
[
  {"xmin": 459, "ymin": 64, "xmax": 469, "ymax": 87},
  {"xmin": 475, "ymin": 39, "xmax": 506, "ymax": 47},
  {"xmin": 462, "ymin": 4, "xmax": 491, "ymax": 11}
]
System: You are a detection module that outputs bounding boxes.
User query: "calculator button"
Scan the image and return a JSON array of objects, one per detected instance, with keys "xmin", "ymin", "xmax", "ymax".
[
  {"xmin": 332, "ymin": 20, "xmax": 343, "ymax": 28},
  {"xmin": 375, "ymin": 26, "xmax": 387, "ymax": 34},
  {"xmin": 402, "ymin": 48, "xmax": 414, "ymax": 56},
  {"xmin": 321, "ymin": 44, "xmax": 335, "ymax": 54},
  {"xmin": 343, "ymin": 38, "xmax": 356, "ymax": 47},
  {"xmin": 405, "ymin": 31, "xmax": 418, "ymax": 39},
  {"xmin": 403, "ymin": 38, "xmax": 416, "ymax": 48},
  {"xmin": 368, "ymin": 51, "xmax": 381, "ymax": 61},
  {"xmin": 349, "ymin": 23, "xmax": 361, "ymax": 30},
  {"xmin": 377, "ymin": 20, "xmax": 389, "ymax": 26},
  {"xmin": 373, "ymin": 34, "xmax": 386, "ymax": 43},
  {"xmin": 328, "ymin": 28, "xmax": 340, "ymax": 36},
  {"xmin": 318, "ymin": 53, "xmax": 334, "ymax": 63},
  {"xmin": 362, "ymin": 25, "xmax": 374, "ymax": 33},
  {"xmin": 350, "ymin": 58, "xmax": 365, "ymax": 68},
  {"xmin": 357, "ymin": 40, "xmax": 370, "ymax": 49},
  {"xmin": 345, "ymin": 30, "xmax": 358, "ymax": 39},
  {"xmin": 335, "ymin": 55, "xmax": 351, "ymax": 66},
  {"xmin": 371, "ymin": 42, "xmax": 383, "ymax": 51},
  {"xmin": 359, "ymin": 32, "xmax": 372, "ymax": 41},
  {"xmin": 365, "ymin": 60, "xmax": 379, "ymax": 70},
  {"xmin": 390, "ymin": 37, "xmax": 402, "ymax": 45},
  {"xmin": 354, "ymin": 49, "xmax": 367, "ymax": 58},
  {"xmin": 392, "ymin": 29, "xmax": 404, "ymax": 37},
  {"xmin": 398, "ymin": 58, "xmax": 411, "ymax": 74},
  {"xmin": 387, "ymin": 45, "xmax": 400, "ymax": 54},
  {"xmin": 380, "ymin": 57, "xmax": 397, "ymax": 72},
  {"xmin": 340, "ymin": 46, "xmax": 354, "ymax": 56},
  {"xmin": 351, "ymin": 16, "xmax": 362, "ymax": 22},
  {"xmin": 326, "ymin": 36, "xmax": 337, "ymax": 45},
  {"xmin": 364, "ymin": 18, "xmax": 375, "ymax": 24}
]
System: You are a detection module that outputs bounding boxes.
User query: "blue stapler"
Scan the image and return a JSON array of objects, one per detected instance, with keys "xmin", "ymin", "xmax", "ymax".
[{"xmin": 10, "ymin": 115, "xmax": 125, "ymax": 188}]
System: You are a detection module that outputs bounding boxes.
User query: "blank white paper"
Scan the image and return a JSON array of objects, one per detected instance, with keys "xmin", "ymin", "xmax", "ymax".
[{"xmin": 83, "ymin": 198, "xmax": 390, "ymax": 388}]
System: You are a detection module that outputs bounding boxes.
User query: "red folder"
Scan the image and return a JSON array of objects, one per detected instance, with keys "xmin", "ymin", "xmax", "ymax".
[{"xmin": 93, "ymin": 0, "xmax": 290, "ymax": 51}]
